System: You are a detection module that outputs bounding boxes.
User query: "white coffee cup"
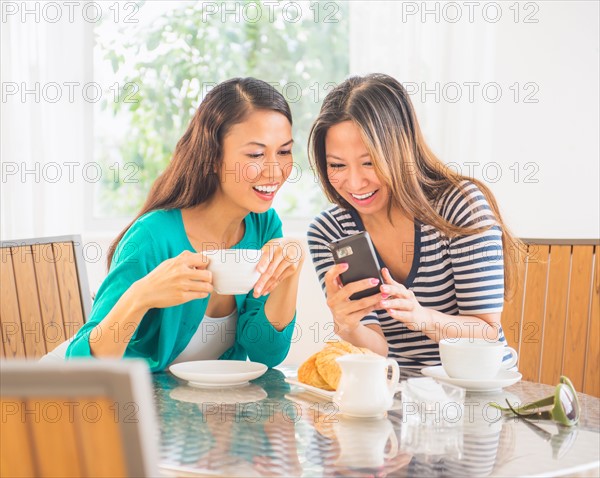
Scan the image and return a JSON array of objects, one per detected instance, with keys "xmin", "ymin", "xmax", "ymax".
[
  {"xmin": 439, "ymin": 338, "xmax": 518, "ymax": 380},
  {"xmin": 201, "ymin": 249, "xmax": 262, "ymax": 295}
]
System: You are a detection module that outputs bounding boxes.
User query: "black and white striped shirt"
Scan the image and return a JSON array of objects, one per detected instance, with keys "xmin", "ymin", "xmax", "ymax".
[{"xmin": 307, "ymin": 181, "xmax": 507, "ymax": 368}]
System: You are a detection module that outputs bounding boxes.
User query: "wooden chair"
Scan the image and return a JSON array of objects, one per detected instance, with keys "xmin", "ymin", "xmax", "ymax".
[
  {"xmin": 0, "ymin": 235, "xmax": 92, "ymax": 360},
  {"xmin": 0, "ymin": 360, "xmax": 158, "ymax": 477},
  {"xmin": 502, "ymin": 239, "xmax": 600, "ymax": 397}
]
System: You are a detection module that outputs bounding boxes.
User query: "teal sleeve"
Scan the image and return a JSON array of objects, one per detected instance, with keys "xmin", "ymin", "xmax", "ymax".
[
  {"xmin": 66, "ymin": 223, "xmax": 157, "ymax": 359},
  {"xmin": 236, "ymin": 297, "xmax": 296, "ymax": 368},
  {"xmin": 232, "ymin": 209, "xmax": 296, "ymax": 368}
]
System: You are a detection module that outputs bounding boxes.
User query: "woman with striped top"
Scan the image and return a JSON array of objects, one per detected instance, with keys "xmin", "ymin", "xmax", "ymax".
[{"xmin": 307, "ymin": 74, "xmax": 522, "ymax": 368}]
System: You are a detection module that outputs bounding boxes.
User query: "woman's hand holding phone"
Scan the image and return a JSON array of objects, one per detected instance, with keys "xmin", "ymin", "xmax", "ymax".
[
  {"xmin": 324, "ymin": 263, "xmax": 383, "ymax": 334},
  {"xmin": 379, "ymin": 267, "xmax": 430, "ymax": 331}
]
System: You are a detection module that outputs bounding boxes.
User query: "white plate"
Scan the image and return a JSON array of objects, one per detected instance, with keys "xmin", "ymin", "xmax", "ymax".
[
  {"xmin": 285, "ymin": 377, "xmax": 335, "ymax": 399},
  {"xmin": 421, "ymin": 366, "xmax": 522, "ymax": 392},
  {"xmin": 169, "ymin": 383, "xmax": 267, "ymax": 404},
  {"xmin": 169, "ymin": 360, "xmax": 267, "ymax": 388},
  {"xmin": 285, "ymin": 377, "xmax": 403, "ymax": 400}
]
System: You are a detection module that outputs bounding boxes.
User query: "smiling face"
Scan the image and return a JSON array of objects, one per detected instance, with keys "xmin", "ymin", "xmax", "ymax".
[
  {"xmin": 217, "ymin": 109, "xmax": 293, "ymax": 214},
  {"xmin": 325, "ymin": 121, "xmax": 390, "ymax": 216}
]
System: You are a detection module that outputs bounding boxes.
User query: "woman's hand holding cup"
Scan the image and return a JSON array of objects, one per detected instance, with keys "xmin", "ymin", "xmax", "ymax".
[
  {"xmin": 253, "ymin": 238, "xmax": 305, "ymax": 297},
  {"xmin": 134, "ymin": 250, "xmax": 213, "ymax": 309}
]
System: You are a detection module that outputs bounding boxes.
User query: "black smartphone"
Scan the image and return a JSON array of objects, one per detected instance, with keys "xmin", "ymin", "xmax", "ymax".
[{"xmin": 328, "ymin": 231, "xmax": 383, "ymax": 300}]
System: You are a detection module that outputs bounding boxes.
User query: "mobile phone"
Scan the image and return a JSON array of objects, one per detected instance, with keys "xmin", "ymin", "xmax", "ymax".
[{"xmin": 328, "ymin": 231, "xmax": 383, "ymax": 300}]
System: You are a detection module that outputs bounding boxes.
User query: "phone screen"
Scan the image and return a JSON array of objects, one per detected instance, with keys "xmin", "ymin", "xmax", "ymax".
[{"xmin": 328, "ymin": 231, "xmax": 383, "ymax": 300}]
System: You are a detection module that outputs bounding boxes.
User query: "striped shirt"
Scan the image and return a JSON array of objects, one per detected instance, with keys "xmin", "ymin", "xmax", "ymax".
[{"xmin": 307, "ymin": 181, "xmax": 507, "ymax": 368}]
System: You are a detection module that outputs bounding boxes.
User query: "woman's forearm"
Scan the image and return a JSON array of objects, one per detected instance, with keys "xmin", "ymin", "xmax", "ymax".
[
  {"xmin": 88, "ymin": 283, "xmax": 149, "ymax": 358},
  {"xmin": 264, "ymin": 270, "xmax": 301, "ymax": 331},
  {"xmin": 420, "ymin": 309, "xmax": 500, "ymax": 343},
  {"xmin": 338, "ymin": 324, "xmax": 389, "ymax": 356}
]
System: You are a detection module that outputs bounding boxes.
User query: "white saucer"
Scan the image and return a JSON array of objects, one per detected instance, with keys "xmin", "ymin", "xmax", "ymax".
[
  {"xmin": 421, "ymin": 366, "xmax": 522, "ymax": 392},
  {"xmin": 285, "ymin": 377, "xmax": 403, "ymax": 400},
  {"xmin": 170, "ymin": 383, "xmax": 267, "ymax": 405},
  {"xmin": 169, "ymin": 360, "xmax": 267, "ymax": 388},
  {"xmin": 285, "ymin": 377, "xmax": 335, "ymax": 399}
]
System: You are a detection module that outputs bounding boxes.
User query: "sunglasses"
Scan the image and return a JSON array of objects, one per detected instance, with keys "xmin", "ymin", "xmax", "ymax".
[{"xmin": 489, "ymin": 376, "xmax": 580, "ymax": 427}]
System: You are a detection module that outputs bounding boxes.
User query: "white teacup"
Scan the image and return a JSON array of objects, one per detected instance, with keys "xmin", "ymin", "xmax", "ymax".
[
  {"xmin": 439, "ymin": 338, "xmax": 518, "ymax": 380},
  {"xmin": 201, "ymin": 249, "xmax": 262, "ymax": 295}
]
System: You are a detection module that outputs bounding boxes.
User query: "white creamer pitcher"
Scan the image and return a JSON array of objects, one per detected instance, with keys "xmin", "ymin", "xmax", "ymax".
[
  {"xmin": 334, "ymin": 416, "xmax": 399, "ymax": 468},
  {"xmin": 334, "ymin": 354, "xmax": 400, "ymax": 418}
]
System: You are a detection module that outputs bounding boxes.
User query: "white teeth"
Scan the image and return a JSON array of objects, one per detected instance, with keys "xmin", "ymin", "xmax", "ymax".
[
  {"xmin": 351, "ymin": 191, "xmax": 376, "ymax": 200},
  {"xmin": 254, "ymin": 185, "xmax": 277, "ymax": 193}
]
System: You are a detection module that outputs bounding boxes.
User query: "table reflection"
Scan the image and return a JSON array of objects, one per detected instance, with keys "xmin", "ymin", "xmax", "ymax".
[
  {"xmin": 156, "ymin": 369, "xmax": 302, "ymax": 477},
  {"xmin": 154, "ymin": 367, "xmax": 600, "ymax": 477}
]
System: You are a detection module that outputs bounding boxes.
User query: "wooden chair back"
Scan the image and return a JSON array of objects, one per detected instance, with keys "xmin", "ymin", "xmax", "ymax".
[
  {"xmin": 0, "ymin": 235, "xmax": 91, "ymax": 359},
  {"xmin": 0, "ymin": 360, "xmax": 158, "ymax": 477},
  {"xmin": 503, "ymin": 239, "xmax": 599, "ymax": 397}
]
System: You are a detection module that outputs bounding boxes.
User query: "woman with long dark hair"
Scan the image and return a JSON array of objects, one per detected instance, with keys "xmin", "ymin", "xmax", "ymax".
[
  {"xmin": 67, "ymin": 78, "xmax": 303, "ymax": 371},
  {"xmin": 307, "ymin": 73, "xmax": 522, "ymax": 368}
]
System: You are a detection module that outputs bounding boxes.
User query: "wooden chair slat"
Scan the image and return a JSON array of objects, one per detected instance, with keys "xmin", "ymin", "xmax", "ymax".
[
  {"xmin": 583, "ymin": 249, "xmax": 599, "ymax": 396},
  {"xmin": 75, "ymin": 397, "xmax": 128, "ymax": 478},
  {"xmin": 11, "ymin": 246, "xmax": 46, "ymax": 358},
  {"xmin": 0, "ymin": 248, "xmax": 26, "ymax": 358},
  {"xmin": 28, "ymin": 398, "xmax": 84, "ymax": 477},
  {"xmin": 518, "ymin": 245, "xmax": 550, "ymax": 383},
  {"xmin": 0, "ymin": 397, "xmax": 36, "ymax": 477},
  {"xmin": 53, "ymin": 242, "xmax": 85, "ymax": 339},
  {"xmin": 540, "ymin": 245, "xmax": 571, "ymax": 385},
  {"xmin": 0, "ymin": 321, "xmax": 4, "ymax": 358},
  {"xmin": 1, "ymin": 237, "xmax": 89, "ymax": 359},
  {"xmin": 562, "ymin": 246, "xmax": 594, "ymax": 390},
  {"xmin": 32, "ymin": 244, "xmax": 67, "ymax": 353}
]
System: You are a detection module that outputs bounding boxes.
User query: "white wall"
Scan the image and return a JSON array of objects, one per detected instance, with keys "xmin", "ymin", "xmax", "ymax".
[
  {"xmin": 489, "ymin": 3, "xmax": 599, "ymax": 238},
  {"xmin": 350, "ymin": 0, "xmax": 599, "ymax": 239}
]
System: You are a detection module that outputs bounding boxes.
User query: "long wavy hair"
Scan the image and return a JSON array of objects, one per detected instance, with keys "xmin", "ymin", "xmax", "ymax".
[
  {"xmin": 308, "ymin": 73, "xmax": 524, "ymax": 296},
  {"xmin": 107, "ymin": 77, "xmax": 292, "ymax": 268}
]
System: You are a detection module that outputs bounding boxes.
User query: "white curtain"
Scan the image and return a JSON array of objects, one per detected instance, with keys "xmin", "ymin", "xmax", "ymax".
[
  {"xmin": 1, "ymin": 11, "xmax": 91, "ymax": 240},
  {"xmin": 348, "ymin": 1, "xmax": 599, "ymax": 239}
]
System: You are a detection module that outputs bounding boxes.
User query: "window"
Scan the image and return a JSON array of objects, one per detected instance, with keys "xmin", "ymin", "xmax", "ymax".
[{"xmin": 92, "ymin": 1, "xmax": 349, "ymax": 224}]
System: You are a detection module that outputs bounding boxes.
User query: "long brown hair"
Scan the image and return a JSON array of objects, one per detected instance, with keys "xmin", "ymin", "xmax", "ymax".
[
  {"xmin": 308, "ymin": 73, "xmax": 524, "ymax": 296},
  {"xmin": 107, "ymin": 77, "xmax": 292, "ymax": 267}
]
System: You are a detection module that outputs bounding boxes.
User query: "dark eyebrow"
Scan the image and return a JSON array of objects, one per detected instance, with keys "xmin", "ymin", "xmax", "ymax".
[
  {"xmin": 243, "ymin": 139, "xmax": 294, "ymax": 148},
  {"xmin": 326, "ymin": 153, "xmax": 370, "ymax": 160}
]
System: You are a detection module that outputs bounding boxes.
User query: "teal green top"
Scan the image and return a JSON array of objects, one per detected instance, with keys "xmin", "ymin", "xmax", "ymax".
[{"xmin": 66, "ymin": 208, "xmax": 296, "ymax": 372}]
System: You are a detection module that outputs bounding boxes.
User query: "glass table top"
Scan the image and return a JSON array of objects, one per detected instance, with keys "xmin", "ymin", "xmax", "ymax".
[{"xmin": 154, "ymin": 366, "xmax": 600, "ymax": 477}]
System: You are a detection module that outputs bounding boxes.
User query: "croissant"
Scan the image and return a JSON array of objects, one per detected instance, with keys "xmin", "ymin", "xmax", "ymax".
[{"xmin": 298, "ymin": 340, "xmax": 377, "ymax": 391}]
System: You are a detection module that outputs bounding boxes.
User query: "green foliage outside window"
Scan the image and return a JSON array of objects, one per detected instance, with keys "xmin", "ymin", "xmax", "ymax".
[{"xmin": 95, "ymin": 1, "xmax": 349, "ymax": 218}]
